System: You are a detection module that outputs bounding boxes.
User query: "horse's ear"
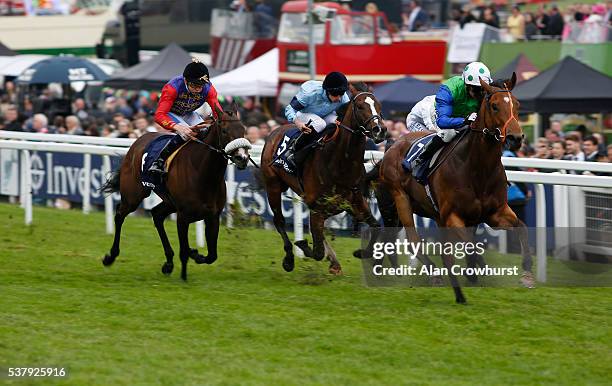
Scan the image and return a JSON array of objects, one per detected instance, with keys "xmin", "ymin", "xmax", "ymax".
[
  {"xmin": 214, "ymin": 105, "xmax": 223, "ymax": 120},
  {"xmin": 507, "ymin": 72, "xmax": 517, "ymax": 91},
  {"xmin": 479, "ymin": 77, "xmax": 494, "ymax": 94},
  {"xmin": 231, "ymin": 102, "xmax": 241, "ymax": 119}
]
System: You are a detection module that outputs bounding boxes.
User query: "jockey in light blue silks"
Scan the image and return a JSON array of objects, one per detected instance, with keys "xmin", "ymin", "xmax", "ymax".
[
  {"xmin": 282, "ymin": 71, "xmax": 350, "ymax": 166},
  {"xmin": 410, "ymin": 61, "xmax": 492, "ymax": 183}
]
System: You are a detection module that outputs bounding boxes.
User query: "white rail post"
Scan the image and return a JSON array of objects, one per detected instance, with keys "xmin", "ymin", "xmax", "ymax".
[
  {"xmin": 196, "ymin": 220, "xmax": 205, "ymax": 248},
  {"xmin": 535, "ymin": 184, "xmax": 547, "ymax": 283},
  {"xmin": 226, "ymin": 164, "xmax": 235, "ymax": 228},
  {"xmin": 82, "ymin": 153, "xmax": 91, "ymax": 214},
  {"xmin": 19, "ymin": 150, "xmax": 26, "ymax": 209},
  {"xmin": 22, "ymin": 150, "xmax": 32, "ymax": 225},
  {"xmin": 102, "ymin": 156, "xmax": 114, "ymax": 234},
  {"xmin": 498, "ymin": 230, "xmax": 507, "ymax": 254},
  {"xmin": 293, "ymin": 191, "xmax": 304, "ymax": 257}
]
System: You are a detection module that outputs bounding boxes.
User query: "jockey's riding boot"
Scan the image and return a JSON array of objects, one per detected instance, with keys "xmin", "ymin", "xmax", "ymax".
[
  {"xmin": 148, "ymin": 135, "xmax": 186, "ymax": 175},
  {"xmin": 291, "ymin": 131, "xmax": 319, "ymax": 169},
  {"xmin": 286, "ymin": 131, "xmax": 313, "ymax": 163},
  {"xmin": 411, "ymin": 135, "xmax": 444, "ymax": 181}
]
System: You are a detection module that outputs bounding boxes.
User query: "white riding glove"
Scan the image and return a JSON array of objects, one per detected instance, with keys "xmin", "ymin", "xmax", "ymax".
[
  {"xmin": 464, "ymin": 112, "xmax": 478, "ymax": 125},
  {"xmin": 437, "ymin": 129, "xmax": 457, "ymax": 143}
]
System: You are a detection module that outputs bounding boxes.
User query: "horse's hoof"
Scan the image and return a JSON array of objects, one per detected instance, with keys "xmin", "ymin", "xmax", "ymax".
[
  {"xmin": 181, "ymin": 272, "xmax": 187, "ymax": 281},
  {"xmin": 312, "ymin": 246, "xmax": 325, "ymax": 262},
  {"xmin": 282, "ymin": 257, "xmax": 294, "ymax": 272},
  {"xmin": 102, "ymin": 254, "xmax": 115, "ymax": 266},
  {"xmin": 189, "ymin": 249, "xmax": 207, "ymax": 264},
  {"xmin": 294, "ymin": 240, "xmax": 313, "ymax": 257},
  {"xmin": 329, "ymin": 265, "xmax": 343, "ymax": 276},
  {"xmin": 161, "ymin": 263, "xmax": 174, "ymax": 275},
  {"xmin": 203, "ymin": 255, "xmax": 217, "ymax": 265},
  {"xmin": 520, "ymin": 271, "xmax": 536, "ymax": 288},
  {"xmin": 353, "ymin": 249, "xmax": 364, "ymax": 259},
  {"xmin": 456, "ymin": 296, "xmax": 467, "ymax": 304},
  {"xmin": 192, "ymin": 255, "xmax": 207, "ymax": 264}
]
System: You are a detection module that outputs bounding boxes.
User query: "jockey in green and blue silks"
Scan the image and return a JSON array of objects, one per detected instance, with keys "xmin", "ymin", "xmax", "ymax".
[
  {"xmin": 435, "ymin": 62, "xmax": 492, "ymax": 131},
  {"xmin": 411, "ymin": 62, "xmax": 492, "ymax": 184}
]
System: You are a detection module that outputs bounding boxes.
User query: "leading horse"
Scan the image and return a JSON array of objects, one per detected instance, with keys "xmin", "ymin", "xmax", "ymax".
[
  {"xmin": 101, "ymin": 106, "xmax": 250, "ymax": 280},
  {"xmin": 260, "ymin": 90, "xmax": 387, "ymax": 274},
  {"xmin": 376, "ymin": 73, "xmax": 533, "ymax": 303}
]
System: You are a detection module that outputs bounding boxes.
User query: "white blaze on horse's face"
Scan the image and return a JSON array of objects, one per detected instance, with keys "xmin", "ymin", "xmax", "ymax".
[
  {"xmin": 504, "ymin": 96, "xmax": 510, "ymax": 103},
  {"xmin": 364, "ymin": 96, "xmax": 380, "ymax": 124}
]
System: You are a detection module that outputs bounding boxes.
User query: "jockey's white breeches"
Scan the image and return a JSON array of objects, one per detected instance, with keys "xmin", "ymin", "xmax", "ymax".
[{"xmin": 295, "ymin": 111, "xmax": 337, "ymax": 133}]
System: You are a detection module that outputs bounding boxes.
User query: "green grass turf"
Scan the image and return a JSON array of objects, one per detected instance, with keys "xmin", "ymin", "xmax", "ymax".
[{"xmin": 1, "ymin": 203, "xmax": 611, "ymax": 385}]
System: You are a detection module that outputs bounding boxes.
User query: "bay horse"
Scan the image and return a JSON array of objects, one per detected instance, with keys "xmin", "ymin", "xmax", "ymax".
[
  {"xmin": 376, "ymin": 73, "xmax": 533, "ymax": 303},
  {"xmin": 260, "ymin": 90, "xmax": 387, "ymax": 275},
  {"xmin": 101, "ymin": 106, "xmax": 250, "ymax": 281}
]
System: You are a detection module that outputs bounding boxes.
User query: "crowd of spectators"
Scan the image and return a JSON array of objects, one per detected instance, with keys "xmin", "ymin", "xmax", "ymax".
[
  {"xmin": 452, "ymin": 1, "xmax": 612, "ymax": 41},
  {"xmin": 509, "ymin": 120, "xmax": 612, "ymax": 175},
  {"xmin": 0, "ymin": 80, "xmax": 281, "ymax": 144}
]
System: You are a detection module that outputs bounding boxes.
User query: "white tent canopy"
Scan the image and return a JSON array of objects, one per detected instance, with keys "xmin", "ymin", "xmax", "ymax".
[
  {"xmin": 211, "ymin": 48, "xmax": 278, "ymax": 97},
  {"xmin": 0, "ymin": 55, "xmax": 50, "ymax": 77}
]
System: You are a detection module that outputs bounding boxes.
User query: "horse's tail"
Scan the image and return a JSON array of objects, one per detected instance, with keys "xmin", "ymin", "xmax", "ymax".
[{"xmin": 100, "ymin": 168, "xmax": 121, "ymax": 194}]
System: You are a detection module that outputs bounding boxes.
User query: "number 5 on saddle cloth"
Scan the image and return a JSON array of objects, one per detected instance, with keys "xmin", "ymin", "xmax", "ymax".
[{"xmin": 272, "ymin": 119, "xmax": 336, "ymax": 176}]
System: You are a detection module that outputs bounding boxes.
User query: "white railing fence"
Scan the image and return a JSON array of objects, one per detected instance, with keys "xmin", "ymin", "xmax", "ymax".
[{"xmin": 2, "ymin": 131, "xmax": 612, "ymax": 283}]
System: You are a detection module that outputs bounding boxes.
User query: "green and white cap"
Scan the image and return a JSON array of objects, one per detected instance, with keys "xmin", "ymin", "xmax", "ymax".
[{"xmin": 462, "ymin": 62, "xmax": 492, "ymax": 86}]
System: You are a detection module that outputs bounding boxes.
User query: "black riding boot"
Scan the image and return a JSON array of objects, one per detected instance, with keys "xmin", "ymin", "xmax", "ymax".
[
  {"xmin": 148, "ymin": 135, "xmax": 186, "ymax": 174},
  {"xmin": 411, "ymin": 135, "xmax": 444, "ymax": 182},
  {"xmin": 292, "ymin": 131, "xmax": 323, "ymax": 169},
  {"xmin": 285, "ymin": 131, "xmax": 315, "ymax": 163}
]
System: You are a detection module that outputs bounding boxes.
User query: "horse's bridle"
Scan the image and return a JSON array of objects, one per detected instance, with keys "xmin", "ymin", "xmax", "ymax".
[
  {"xmin": 338, "ymin": 91, "xmax": 384, "ymax": 138},
  {"xmin": 470, "ymin": 88, "xmax": 519, "ymax": 143}
]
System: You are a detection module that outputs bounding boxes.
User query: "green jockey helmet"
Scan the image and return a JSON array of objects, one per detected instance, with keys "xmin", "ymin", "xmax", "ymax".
[{"xmin": 462, "ymin": 62, "xmax": 492, "ymax": 86}]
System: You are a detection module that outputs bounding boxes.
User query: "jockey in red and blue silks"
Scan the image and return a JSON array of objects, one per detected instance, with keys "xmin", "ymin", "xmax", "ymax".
[{"xmin": 149, "ymin": 60, "xmax": 223, "ymax": 174}]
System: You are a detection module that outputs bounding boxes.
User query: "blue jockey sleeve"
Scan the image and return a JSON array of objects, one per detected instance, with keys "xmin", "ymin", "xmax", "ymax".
[
  {"xmin": 435, "ymin": 85, "xmax": 466, "ymax": 130},
  {"xmin": 284, "ymin": 84, "xmax": 312, "ymax": 122}
]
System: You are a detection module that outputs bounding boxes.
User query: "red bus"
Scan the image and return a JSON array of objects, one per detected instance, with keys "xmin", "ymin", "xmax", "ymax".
[{"xmin": 277, "ymin": 1, "xmax": 447, "ymax": 84}]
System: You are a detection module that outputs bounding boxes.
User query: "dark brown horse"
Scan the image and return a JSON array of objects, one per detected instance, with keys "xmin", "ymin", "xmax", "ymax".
[
  {"xmin": 101, "ymin": 106, "xmax": 250, "ymax": 280},
  {"xmin": 261, "ymin": 91, "xmax": 387, "ymax": 274},
  {"xmin": 377, "ymin": 73, "xmax": 533, "ymax": 303}
]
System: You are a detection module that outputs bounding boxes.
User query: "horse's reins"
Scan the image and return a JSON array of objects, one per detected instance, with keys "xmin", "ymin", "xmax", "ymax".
[{"xmin": 190, "ymin": 117, "xmax": 259, "ymax": 168}]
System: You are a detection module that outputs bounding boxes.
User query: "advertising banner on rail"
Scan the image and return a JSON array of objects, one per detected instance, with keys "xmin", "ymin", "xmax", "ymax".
[{"xmin": 1, "ymin": 150, "xmax": 552, "ymax": 232}]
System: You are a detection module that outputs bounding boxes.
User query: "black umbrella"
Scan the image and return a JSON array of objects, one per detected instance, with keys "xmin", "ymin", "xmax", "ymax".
[
  {"xmin": 16, "ymin": 56, "xmax": 108, "ymax": 84},
  {"xmin": 373, "ymin": 76, "xmax": 439, "ymax": 116}
]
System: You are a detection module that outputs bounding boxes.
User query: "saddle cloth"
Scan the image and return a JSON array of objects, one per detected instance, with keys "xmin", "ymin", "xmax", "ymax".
[
  {"xmin": 272, "ymin": 127, "xmax": 301, "ymax": 176},
  {"xmin": 401, "ymin": 133, "xmax": 437, "ymax": 173},
  {"xmin": 401, "ymin": 133, "xmax": 441, "ymax": 211},
  {"xmin": 140, "ymin": 134, "xmax": 186, "ymax": 191}
]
